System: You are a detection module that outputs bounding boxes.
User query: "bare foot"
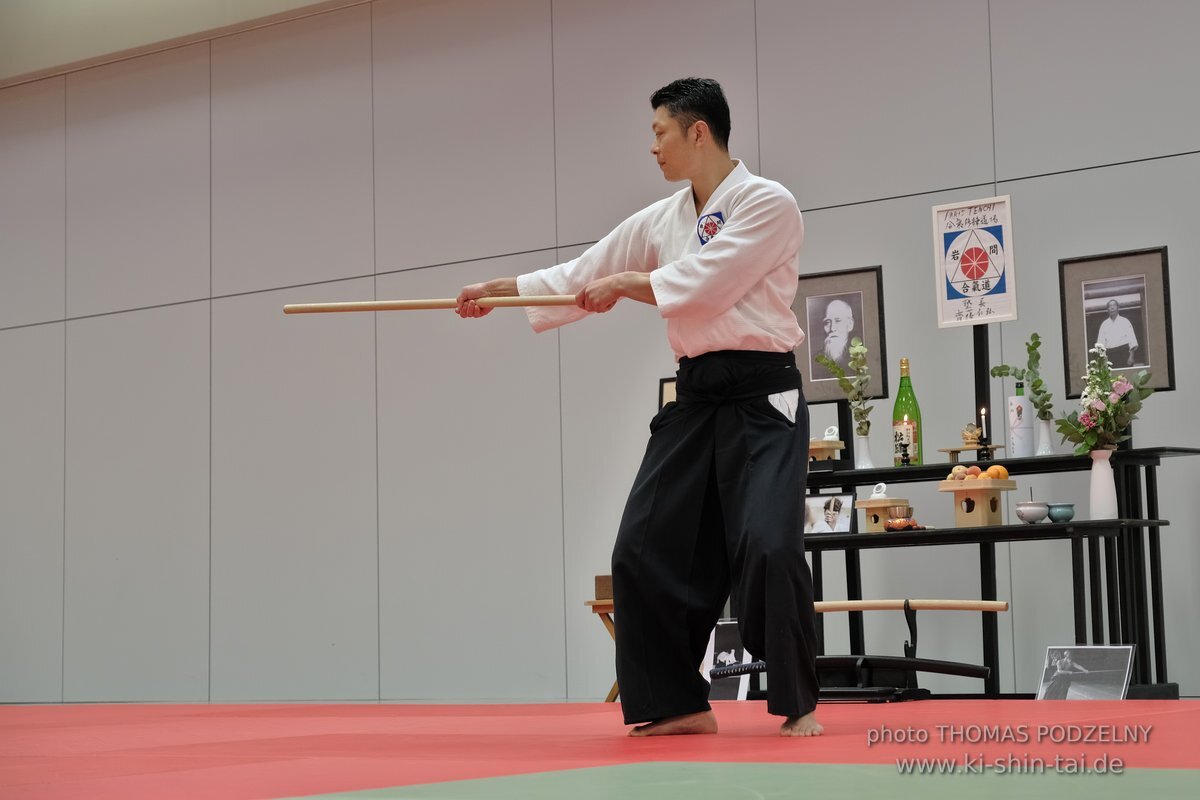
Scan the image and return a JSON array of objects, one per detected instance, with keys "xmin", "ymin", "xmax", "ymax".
[
  {"xmin": 780, "ymin": 711, "xmax": 823, "ymax": 737},
  {"xmin": 628, "ymin": 710, "xmax": 718, "ymax": 737}
]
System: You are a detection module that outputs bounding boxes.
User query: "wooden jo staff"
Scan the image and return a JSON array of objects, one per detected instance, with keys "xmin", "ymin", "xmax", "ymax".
[{"xmin": 283, "ymin": 295, "xmax": 577, "ymax": 314}]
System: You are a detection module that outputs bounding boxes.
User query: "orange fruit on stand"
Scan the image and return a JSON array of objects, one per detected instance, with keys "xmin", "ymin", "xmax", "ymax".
[{"xmin": 986, "ymin": 464, "xmax": 1010, "ymax": 480}]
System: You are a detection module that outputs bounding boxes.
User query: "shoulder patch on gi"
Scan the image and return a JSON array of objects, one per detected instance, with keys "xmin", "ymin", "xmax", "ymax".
[{"xmin": 696, "ymin": 211, "xmax": 725, "ymax": 246}]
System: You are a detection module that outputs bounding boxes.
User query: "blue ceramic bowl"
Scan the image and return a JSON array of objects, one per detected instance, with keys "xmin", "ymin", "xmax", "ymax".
[{"xmin": 1046, "ymin": 502, "xmax": 1076, "ymax": 523}]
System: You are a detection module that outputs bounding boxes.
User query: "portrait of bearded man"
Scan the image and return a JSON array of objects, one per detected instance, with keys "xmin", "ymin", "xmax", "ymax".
[{"xmin": 806, "ymin": 293, "xmax": 864, "ymax": 381}]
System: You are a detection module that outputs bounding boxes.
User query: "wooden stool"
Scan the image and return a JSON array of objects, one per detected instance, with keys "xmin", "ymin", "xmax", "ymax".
[{"xmin": 584, "ymin": 598, "xmax": 618, "ymax": 702}]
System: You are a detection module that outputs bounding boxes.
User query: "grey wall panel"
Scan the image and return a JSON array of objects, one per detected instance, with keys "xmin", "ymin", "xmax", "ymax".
[
  {"xmin": 64, "ymin": 45, "xmax": 209, "ymax": 318},
  {"xmin": 211, "ymin": 278, "xmax": 378, "ymax": 700},
  {"xmin": 758, "ymin": 0, "xmax": 994, "ymax": 211},
  {"xmin": 0, "ymin": 324, "xmax": 64, "ymax": 702},
  {"xmin": 211, "ymin": 5, "xmax": 373, "ymax": 296},
  {"xmin": 992, "ymin": 1, "xmax": 1200, "ymax": 181},
  {"xmin": 556, "ymin": 251, "xmax": 676, "ymax": 700},
  {"xmin": 63, "ymin": 303, "xmax": 209, "ymax": 700},
  {"xmin": 372, "ymin": 0, "xmax": 556, "ymax": 272},
  {"xmin": 0, "ymin": 77, "xmax": 64, "ymax": 328},
  {"xmin": 377, "ymin": 255, "xmax": 566, "ymax": 700},
  {"xmin": 998, "ymin": 155, "xmax": 1200, "ymax": 694},
  {"xmin": 552, "ymin": 0, "xmax": 760, "ymax": 246}
]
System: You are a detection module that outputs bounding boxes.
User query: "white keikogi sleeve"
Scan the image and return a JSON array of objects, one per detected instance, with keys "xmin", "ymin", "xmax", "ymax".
[
  {"xmin": 649, "ymin": 186, "xmax": 802, "ymax": 319},
  {"xmin": 517, "ymin": 203, "xmax": 662, "ymax": 332}
]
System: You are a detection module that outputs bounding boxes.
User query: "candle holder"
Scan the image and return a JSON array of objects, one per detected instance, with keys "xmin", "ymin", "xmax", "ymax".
[
  {"xmin": 977, "ymin": 435, "xmax": 992, "ymax": 461},
  {"xmin": 900, "ymin": 441, "xmax": 911, "ymax": 466}
]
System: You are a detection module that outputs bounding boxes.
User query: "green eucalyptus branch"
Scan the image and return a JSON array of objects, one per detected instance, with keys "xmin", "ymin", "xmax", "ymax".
[
  {"xmin": 815, "ymin": 337, "xmax": 873, "ymax": 437},
  {"xmin": 990, "ymin": 332, "xmax": 1055, "ymax": 420}
]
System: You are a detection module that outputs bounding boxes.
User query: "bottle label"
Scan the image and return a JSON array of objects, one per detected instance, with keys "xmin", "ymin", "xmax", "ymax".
[{"xmin": 893, "ymin": 421, "xmax": 918, "ymax": 464}]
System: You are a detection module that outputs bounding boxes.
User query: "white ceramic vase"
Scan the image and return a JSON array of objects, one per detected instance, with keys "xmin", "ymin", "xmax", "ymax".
[
  {"xmin": 1088, "ymin": 448, "xmax": 1119, "ymax": 519},
  {"xmin": 854, "ymin": 434, "xmax": 875, "ymax": 470},
  {"xmin": 1035, "ymin": 418, "xmax": 1055, "ymax": 457}
]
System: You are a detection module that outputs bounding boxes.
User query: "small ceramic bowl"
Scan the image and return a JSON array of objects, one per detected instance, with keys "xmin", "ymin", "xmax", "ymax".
[
  {"xmin": 1046, "ymin": 502, "xmax": 1076, "ymax": 522},
  {"xmin": 1015, "ymin": 501, "xmax": 1049, "ymax": 524},
  {"xmin": 886, "ymin": 504, "xmax": 913, "ymax": 519}
]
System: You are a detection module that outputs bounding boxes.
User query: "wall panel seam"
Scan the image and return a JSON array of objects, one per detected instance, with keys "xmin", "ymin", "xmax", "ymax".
[
  {"xmin": 60, "ymin": 71, "xmax": 68, "ymax": 703},
  {"xmin": 370, "ymin": 0, "xmax": 383, "ymax": 704},
  {"xmin": 207, "ymin": 38, "xmax": 214, "ymax": 704}
]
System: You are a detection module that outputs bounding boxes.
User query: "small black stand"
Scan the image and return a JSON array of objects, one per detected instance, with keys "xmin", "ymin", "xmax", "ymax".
[{"xmin": 976, "ymin": 436, "xmax": 992, "ymax": 461}]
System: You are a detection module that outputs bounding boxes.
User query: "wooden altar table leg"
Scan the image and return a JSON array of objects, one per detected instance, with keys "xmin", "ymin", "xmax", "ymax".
[
  {"xmin": 812, "ymin": 551, "xmax": 825, "ymax": 655},
  {"xmin": 1145, "ymin": 465, "xmax": 1168, "ymax": 683},
  {"xmin": 845, "ymin": 550, "xmax": 864, "ymax": 655},
  {"xmin": 1071, "ymin": 538, "xmax": 1087, "ymax": 645},
  {"xmin": 979, "ymin": 542, "xmax": 999, "ymax": 697},
  {"xmin": 1087, "ymin": 536, "xmax": 1104, "ymax": 644},
  {"xmin": 1104, "ymin": 537, "xmax": 1122, "ymax": 644}
]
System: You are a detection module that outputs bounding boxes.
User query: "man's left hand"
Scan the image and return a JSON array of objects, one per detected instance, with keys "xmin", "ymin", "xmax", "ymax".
[
  {"xmin": 576, "ymin": 272, "xmax": 656, "ymax": 313},
  {"xmin": 577, "ymin": 274, "xmax": 627, "ymax": 313}
]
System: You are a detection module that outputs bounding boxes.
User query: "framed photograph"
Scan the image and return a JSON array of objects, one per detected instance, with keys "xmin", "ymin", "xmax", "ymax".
[
  {"xmin": 701, "ymin": 619, "xmax": 754, "ymax": 700},
  {"xmin": 931, "ymin": 195, "xmax": 1017, "ymax": 327},
  {"xmin": 803, "ymin": 493, "xmax": 854, "ymax": 534},
  {"xmin": 793, "ymin": 266, "xmax": 889, "ymax": 404},
  {"xmin": 1058, "ymin": 247, "xmax": 1175, "ymax": 398},
  {"xmin": 1036, "ymin": 645, "xmax": 1134, "ymax": 700},
  {"xmin": 658, "ymin": 377, "xmax": 676, "ymax": 409}
]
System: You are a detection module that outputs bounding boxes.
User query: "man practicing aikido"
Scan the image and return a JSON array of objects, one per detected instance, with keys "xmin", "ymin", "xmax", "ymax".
[{"xmin": 456, "ymin": 78, "xmax": 822, "ymax": 738}]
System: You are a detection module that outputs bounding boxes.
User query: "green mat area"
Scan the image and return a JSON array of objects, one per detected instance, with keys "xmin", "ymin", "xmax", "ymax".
[{"xmin": 298, "ymin": 761, "xmax": 1199, "ymax": 800}]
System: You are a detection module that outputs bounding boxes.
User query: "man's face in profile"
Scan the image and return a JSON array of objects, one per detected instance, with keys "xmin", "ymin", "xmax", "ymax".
[{"xmin": 822, "ymin": 299, "xmax": 854, "ymax": 361}]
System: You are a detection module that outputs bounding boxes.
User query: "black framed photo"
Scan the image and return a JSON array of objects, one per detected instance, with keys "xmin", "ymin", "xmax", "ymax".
[
  {"xmin": 1058, "ymin": 247, "xmax": 1175, "ymax": 398},
  {"xmin": 658, "ymin": 377, "xmax": 676, "ymax": 409},
  {"xmin": 792, "ymin": 266, "xmax": 889, "ymax": 404},
  {"xmin": 803, "ymin": 493, "xmax": 854, "ymax": 534}
]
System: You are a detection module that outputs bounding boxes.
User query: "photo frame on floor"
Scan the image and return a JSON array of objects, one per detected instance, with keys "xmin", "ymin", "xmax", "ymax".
[
  {"xmin": 793, "ymin": 266, "xmax": 888, "ymax": 404},
  {"xmin": 1058, "ymin": 247, "xmax": 1175, "ymax": 399},
  {"xmin": 1036, "ymin": 645, "xmax": 1134, "ymax": 700},
  {"xmin": 702, "ymin": 618, "xmax": 754, "ymax": 700}
]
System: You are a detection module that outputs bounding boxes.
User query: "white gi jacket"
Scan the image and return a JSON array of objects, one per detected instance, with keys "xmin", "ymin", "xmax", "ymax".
[{"xmin": 517, "ymin": 161, "xmax": 806, "ymax": 360}]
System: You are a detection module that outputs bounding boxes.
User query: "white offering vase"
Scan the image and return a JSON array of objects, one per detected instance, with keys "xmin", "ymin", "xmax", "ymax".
[
  {"xmin": 854, "ymin": 435, "xmax": 875, "ymax": 470},
  {"xmin": 1088, "ymin": 448, "xmax": 1119, "ymax": 520},
  {"xmin": 1035, "ymin": 418, "xmax": 1055, "ymax": 457}
]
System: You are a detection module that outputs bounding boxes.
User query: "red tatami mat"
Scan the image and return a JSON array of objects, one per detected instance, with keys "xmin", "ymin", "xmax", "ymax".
[{"xmin": 1, "ymin": 700, "xmax": 1196, "ymax": 799}]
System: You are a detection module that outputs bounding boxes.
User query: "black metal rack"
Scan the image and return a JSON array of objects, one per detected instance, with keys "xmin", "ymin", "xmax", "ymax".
[{"xmin": 804, "ymin": 446, "xmax": 1198, "ymax": 698}]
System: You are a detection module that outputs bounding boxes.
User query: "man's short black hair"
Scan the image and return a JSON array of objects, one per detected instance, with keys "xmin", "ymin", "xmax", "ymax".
[{"xmin": 650, "ymin": 77, "xmax": 731, "ymax": 151}]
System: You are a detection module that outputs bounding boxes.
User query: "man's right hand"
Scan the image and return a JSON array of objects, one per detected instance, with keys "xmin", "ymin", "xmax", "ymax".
[{"xmin": 456, "ymin": 283, "xmax": 493, "ymax": 318}]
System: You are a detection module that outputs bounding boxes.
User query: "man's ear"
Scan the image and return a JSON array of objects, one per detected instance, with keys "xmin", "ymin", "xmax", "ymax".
[{"xmin": 690, "ymin": 119, "xmax": 710, "ymax": 147}]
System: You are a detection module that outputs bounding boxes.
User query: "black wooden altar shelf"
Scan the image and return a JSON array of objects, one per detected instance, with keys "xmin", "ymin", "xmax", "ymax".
[{"xmin": 807, "ymin": 520, "xmax": 1167, "ymax": 697}]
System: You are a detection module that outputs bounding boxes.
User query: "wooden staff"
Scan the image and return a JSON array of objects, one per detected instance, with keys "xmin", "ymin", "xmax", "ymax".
[
  {"xmin": 814, "ymin": 599, "xmax": 1008, "ymax": 613},
  {"xmin": 283, "ymin": 295, "xmax": 577, "ymax": 314}
]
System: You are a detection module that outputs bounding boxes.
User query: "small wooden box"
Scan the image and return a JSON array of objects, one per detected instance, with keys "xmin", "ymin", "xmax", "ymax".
[
  {"xmin": 937, "ymin": 479, "xmax": 1017, "ymax": 527},
  {"xmin": 594, "ymin": 574, "xmax": 613, "ymax": 600},
  {"xmin": 809, "ymin": 439, "xmax": 845, "ymax": 462},
  {"xmin": 854, "ymin": 497, "xmax": 908, "ymax": 533}
]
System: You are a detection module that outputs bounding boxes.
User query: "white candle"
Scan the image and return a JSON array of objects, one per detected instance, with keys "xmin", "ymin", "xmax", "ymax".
[{"xmin": 980, "ymin": 408, "xmax": 987, "ymax": 439}]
